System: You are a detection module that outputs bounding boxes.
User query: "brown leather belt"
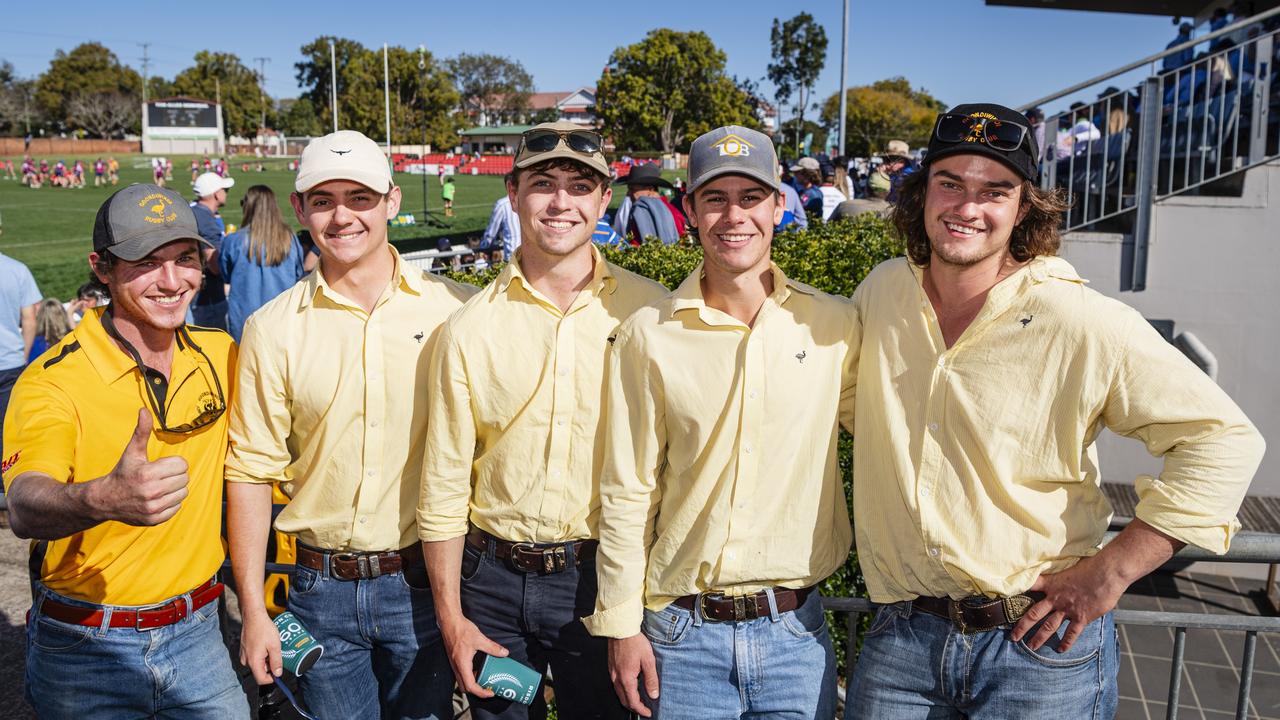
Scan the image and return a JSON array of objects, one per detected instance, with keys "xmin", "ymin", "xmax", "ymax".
[
  {"xmin": 673, "ymin": 586, "xmax": 815, "ymax": 623},
  {"xmin": 465, "ymin": 527, "xmax": 597, "ymax": 574},
  {"xmin": 34, "ymin": 578, "xmax": 223, "ymax": 630},
  {"xmin": 296, "ymin": 543, "xmax": 424, "ymax": 581},
  {"xmin": 911, "ymin": 593, "xmax": 1043, "ymax": 634}
]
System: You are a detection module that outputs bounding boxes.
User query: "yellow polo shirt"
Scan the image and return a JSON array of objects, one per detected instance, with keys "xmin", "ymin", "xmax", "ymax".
[
  {"xmin": 852, "ymin": 256, "xmax": 1265, "ymax": 603},
  {"xmin": 226, "ymin": 247, "xmax": 477, "ymax": 551},
  {"xmin": 2, "ymin": 308, "xmax": 236, "ymax": 605},
  {"xmin": 584, "ymin": 262, "xmax": 858, "ymax": 638},
  {"xmin": 418, "ymin": 245, "xmax": 667, "ymax": 544}
]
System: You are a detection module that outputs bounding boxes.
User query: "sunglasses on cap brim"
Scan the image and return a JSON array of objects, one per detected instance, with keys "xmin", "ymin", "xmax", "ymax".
[
  {"xmin": 934, "ymin": 114, "xmax": 1029, "ymax": 152},
  {"xmin": 520, "ymin": 130, "xmax": 603, "ymax": 155}
]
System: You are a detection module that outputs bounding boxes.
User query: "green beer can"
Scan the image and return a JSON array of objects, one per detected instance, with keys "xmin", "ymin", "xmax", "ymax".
[{"xmin": 274, "ymin": 611, "xmax": 324, "ymax": 676}]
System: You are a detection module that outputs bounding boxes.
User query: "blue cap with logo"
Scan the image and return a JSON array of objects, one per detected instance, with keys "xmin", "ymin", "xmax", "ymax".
[{"xmin": 687, "ymin": 126, "xmax": 780, "ymax": 194}]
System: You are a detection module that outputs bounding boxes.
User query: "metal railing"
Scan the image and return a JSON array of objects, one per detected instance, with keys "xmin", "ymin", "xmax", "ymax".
[
  {"xmin": 1022, "ymin": 9, "xmax": 1280, "ymax": 289},
  {"xmin": 401, "ymin": 245, "xmax": 503, "ymax": 275},
  {"xmin": 824, "ymin": 531, "xmax": 1280, "ymax": 720}
]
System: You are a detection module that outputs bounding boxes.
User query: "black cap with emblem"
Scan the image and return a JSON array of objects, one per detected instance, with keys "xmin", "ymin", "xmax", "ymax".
[{"xmin": 925, "ymin": 103, "xmax": 1040, "ymax": 182}]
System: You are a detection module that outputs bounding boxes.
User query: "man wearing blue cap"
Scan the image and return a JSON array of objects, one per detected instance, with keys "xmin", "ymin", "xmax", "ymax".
[
  {"xmin": 586, "ymin": 125, "xmax": 858, "ymax": 718},
  {"xmin": 844, "ymin": 103, "xmax": 1263, "ymax": 718}
]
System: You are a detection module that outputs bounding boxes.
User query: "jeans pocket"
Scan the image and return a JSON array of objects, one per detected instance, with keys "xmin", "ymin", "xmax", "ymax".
[
  {"xmin": 460, "ymin": 544, "xmax": 485, "ymax": 583},
  {"xmin": 641, "ymin": 607, "xmax": 692, "ymax": 647},
  {"xmin": 290, "ymin": 565, "xmax": 320, "ymax": 597},
  {"xmin": 30, "ymin": 616, "xmax": 93, "ymax": 653},
  {"xmin": 781, "ymin": 593, "xmax": 830, "ymax": 639},
  {"xmin": 1013, "ymin": 615, "xmax": 1105, "ymax": 668},
  {"xmin": 399, "ymin": 565, "xmax": 432, "ymax": 592},
  {"xmin": 862, "ymin": 605, "xmax": 899, "ymax": 639}
]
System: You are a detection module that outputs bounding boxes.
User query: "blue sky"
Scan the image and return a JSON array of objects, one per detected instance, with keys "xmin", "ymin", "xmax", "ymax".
[{"xmin": 2, "ymin": 0, "xmax": 1184, "ymax": 117}]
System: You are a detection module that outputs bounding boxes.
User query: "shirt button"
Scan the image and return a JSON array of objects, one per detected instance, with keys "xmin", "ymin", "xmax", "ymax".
[
  {"xmin": 920, "ymin": 487, "xmax": 931, "ymax": 497},
  {"xmin": 937, "ymin": 357, "xmax": 946, "ymax": 368},
  {"xmin": 743, "ymin": 445, "xmax": 753, "ymax": 455},
  {"xmin": 367, "ymin": 470, "xmax": 375, "ymax": 478},
  {"xmin": 726, "ymin": 550, "xmax": 736, "ymax": 560},
  {"xmin": 749, "ymin": 390, "xmax": 758, "ymax": 399},
  {"xmin": 370, "ymin": 420, "xmax": 379, "ymax": 428},
  {"xmin": 359, "ymin": 517, "xmax": 367, "ymax": 524},
  {"xmin": 556, "ymin": 419, "xmax": 565, "ymax": 427},
  {"xmin": 557, "ymin": 368, "xmax": 568, "ymax": 377},
  {"xmin": 928, "ymin": 423, "xmax": 939, "ymax": 431},
  {"xmin": 929, "ymin": 548, "xmax": 940, "ymax": 557}
]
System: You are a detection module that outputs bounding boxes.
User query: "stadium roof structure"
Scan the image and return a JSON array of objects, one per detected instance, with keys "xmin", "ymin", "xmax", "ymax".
[{"xmin": 984, "ymin": 0, "xmax": 1271, "ymax": 16}]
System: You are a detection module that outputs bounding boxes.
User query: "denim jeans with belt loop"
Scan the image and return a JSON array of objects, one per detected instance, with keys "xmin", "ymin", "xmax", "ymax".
[
  {"xmin": 640, "ymin": 587, "xmax": 837, "ymax": 719},
  {"xmin": 846, "ymin": 601, "xmax": 1119, "ymax": 720},
  {"xmin": 286, "ymin": 550, "xmax": 453, "ymax": 720},
  {"xmin": 24, "ymin": 582, "xmax": 248, "ymax": 720}
]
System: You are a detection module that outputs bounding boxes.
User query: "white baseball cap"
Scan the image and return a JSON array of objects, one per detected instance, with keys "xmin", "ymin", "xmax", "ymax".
[
  {"xmin": 192, "ymin": 172, "xmax": 234, "ymax": 198},
  {"xmin": 295, "ymin": 130, "xmax": 392, "ymax": 194}
]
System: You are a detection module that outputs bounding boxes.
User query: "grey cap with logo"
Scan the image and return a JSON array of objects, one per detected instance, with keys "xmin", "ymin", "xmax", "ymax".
[
  {"xmin": 687, "ymin": 125, "xmax": 781, "ymax": 194},
  {"xmin": 92, "ymin": 184, "xmax": 208, "ymax": 261}
]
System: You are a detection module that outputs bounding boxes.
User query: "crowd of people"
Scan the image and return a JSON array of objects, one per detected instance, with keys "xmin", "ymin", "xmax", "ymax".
[
  {"xmin": 9, "ymin": 155, "xmax": 120, "ymax": 189},
  {"xmin": 0, "ymin": 109, "xmax": 1266, "ymax": 720}
]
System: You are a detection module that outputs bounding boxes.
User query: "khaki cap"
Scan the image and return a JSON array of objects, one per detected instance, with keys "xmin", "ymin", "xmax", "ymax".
[{"xmin": 514, "ymin": 122, "xmax": 610, "ymax": 178}]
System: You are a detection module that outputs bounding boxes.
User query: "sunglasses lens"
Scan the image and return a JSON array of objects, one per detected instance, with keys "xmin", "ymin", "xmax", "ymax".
[
  {"xmin": 566, "ymin": 133, "xmax": 602, "ymax": 154},
  {"xmin": 984, "ymin": 121, "xmax": 1025, "ymax": 150},
  {"xmin": 935, "ymin": 115, "xmax": 972, "ymax": 143},
  {"xmin": 524, "ymin": 132, "xmax": 561, "ymax": 152}
]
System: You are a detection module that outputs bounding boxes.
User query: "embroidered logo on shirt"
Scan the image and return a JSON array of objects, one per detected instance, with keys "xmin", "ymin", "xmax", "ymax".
[
  {"xmin": 607, "ymin": 334, "xmax": 617, "ymax": 345},
  {"xmin": 1019, "ymin": 314, "xmax": 1034, "ymax": 328},
  {"xmin": 413, "ymin": 332, "xmax": 425, "ymax": 343},
  {"xmin": 796, "ymin": 350, "xmax": 807, "ymax": 364},
  {"xmin": 1, "ymin": 451, "xmax": 19, "ymax": 475}
]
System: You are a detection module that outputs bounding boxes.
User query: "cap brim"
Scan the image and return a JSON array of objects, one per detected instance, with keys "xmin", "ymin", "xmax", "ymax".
[
  {"xmin": 687, "ymin": 166, "xmax": 780, "ymax": 195},
  {"xmin": 108, "ymin": 227, "xmax": 210, "ymax": 261},
  {"xmin": 923, "ymin": 145, "xmax": 1036, "ymax": 182},
  {"xmin": 513, "ymin": 147, "xmax": 610, "ymax": 179},
  {"xmin": 295, "ymin": 169, "xmax": 393, "ymax": 194}
]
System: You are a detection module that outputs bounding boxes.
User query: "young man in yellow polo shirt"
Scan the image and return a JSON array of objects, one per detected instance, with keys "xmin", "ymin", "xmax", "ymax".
[
  {"xmin": 418, "ymin": 122, "xmax": 666, "ymax": 720},
  {"xmin": 2, "ymin": 184, "xmax": 246, "ymax": 719},
  {"xmin": 844, "ymin": 103, "xmax": 1264, "ymax": 718},
  {"xmin": 227, "ymin": 130, "xmax": 476, "ymax": 719},
  {"xmin": 585, "ymin": 126, "xmax": 858, "ymax": 719}
]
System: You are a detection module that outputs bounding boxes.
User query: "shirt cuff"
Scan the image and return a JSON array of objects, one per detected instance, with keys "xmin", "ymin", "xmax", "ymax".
[
  {"xmin": 581, "ymin": 594, "xmax": 645, "ymax": 638},
  {"xmin": 1134, "ymin": 477, "xmax": 1241, "ymax": 555},
  {"xmin": 417, "ymin": 511, "xmax": 470, "ymax": 543},
  {"xmin": 224, "ymin": 466, "xmax": 278, "ymax": 484}
]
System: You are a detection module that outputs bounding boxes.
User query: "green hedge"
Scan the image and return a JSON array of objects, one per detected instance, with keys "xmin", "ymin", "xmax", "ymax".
[{"xmin": 447, "ymin": 215, "xmax": 906, "ymax": 677}]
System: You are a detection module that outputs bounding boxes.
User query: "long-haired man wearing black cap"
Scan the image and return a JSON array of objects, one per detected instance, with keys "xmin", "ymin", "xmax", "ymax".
[
  {"xmin": 586, "ymin": 125, "xmax": 858, "ymax": 718},
  {"xmin": 843, "ymin": 103, "xmax": 1263, "ymax": 718},
  {"xmin": 2, "ymin": 184, "xmax": 247, "ymax": 718}
]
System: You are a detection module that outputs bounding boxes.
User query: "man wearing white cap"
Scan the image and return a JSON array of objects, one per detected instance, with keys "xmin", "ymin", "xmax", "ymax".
[
  {"xmin": 227, "ymin": 130, "xmax": 475, "ymax": 719},
  {"xmin": 189, "ymin": 171, "xmax": 235, "ymax": 330}
]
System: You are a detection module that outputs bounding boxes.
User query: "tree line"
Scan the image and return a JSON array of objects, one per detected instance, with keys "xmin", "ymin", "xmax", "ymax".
[{"xmin": 0, "ymin": 21, "xmax": 946, "ymax": 158}]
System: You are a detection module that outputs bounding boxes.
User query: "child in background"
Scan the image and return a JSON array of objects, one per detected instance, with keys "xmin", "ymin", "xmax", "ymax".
[
  {"xmin": 27, "ymin": 297, "xmax": 72, "ymax": 363},
  {"xmin": 442, "ymin": 176, "xmax": 456, "ymax": 217}
]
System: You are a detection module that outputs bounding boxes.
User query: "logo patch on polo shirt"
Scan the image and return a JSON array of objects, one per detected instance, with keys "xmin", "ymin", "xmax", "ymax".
[{"xmin": 1, "ymin": 451, "xmax": 19, "ymax": 474}]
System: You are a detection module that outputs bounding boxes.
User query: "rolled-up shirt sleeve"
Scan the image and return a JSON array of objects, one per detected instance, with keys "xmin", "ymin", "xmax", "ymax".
[
  {"xmin": 1103, "ymin": 312, "xmax": 1265, "ymax": 553},
  {"xmin": 418, "ymin": 321, "xmax": 476, "ymax": 542},
  {"xmin": 225, "ymin": 314, "xmax": 292, "ymax": 484},
  {"xmin": 583, "ymin": 326, "xmax": 665, "ymax": 638}
]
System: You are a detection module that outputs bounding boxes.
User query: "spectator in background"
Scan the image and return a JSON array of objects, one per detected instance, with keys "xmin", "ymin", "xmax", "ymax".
[
  {"xmin": 0, "ymin": 245, "xmax": 40, "ymax": 439},
  {"xmin": 189, "ymin": 172, "xmax": 235, "ymax": 330},
  {"xmin": 819, "ymin": 170, "xmax": 846, "ymax": 221},
  {"xmin": 593, "ymin": 218, "xmax": 627, "ymax": 247},
  {"xmin": 1025, "ymin": 108, "xmax": 1048, "ymax": 162},
  {"xmin": 1055, "ymin": 102, "xmax": 1102, "ymax": 159},
  {"xmin": 779, "ymin": 178, "xmax": 809, "ymax": 230},
  {"xmin": 442, "ymin": 176, "xmax": 457, "ymax": 218},
  {"xmin": 26, "ymin": 298, "xmax": 71, "ymax": 363},
  {"xmin": 622, "ymin": 164, "xmax": 685, "ymax": 244},
  {"xmin": 791, "ymin": 157, "xmax": 825, "ymax": 217},
  {"xmin": 482, "ymin": 173, "xmax": 521, "ymax": 260},
  {"xmin": 880, "ymin": 140, "xmax": 915, "ymax": 203},
  {"xmin": 830, "ymin": 166, "xmax": 892, "ymax": 221},
  {"xmin": 833, "ymin": 156, "xmax": 855, "ymax": 199},
  {"xmin": 219, "ymin": 185, "xmax": 307, "ymax": 343},
  {"xmin": 65, "ymin": 281, "xmax": 109, "ymax": 328},
  {"xmin": 1163, "ymin": 22, "xmax": 1195, "ymax": 72}
]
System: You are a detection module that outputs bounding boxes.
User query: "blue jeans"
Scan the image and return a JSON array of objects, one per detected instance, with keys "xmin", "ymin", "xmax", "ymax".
[
  {"xmin": 846, "ymin": 603, "xmax": 1119, "ymax": 720},
  {"xmin": 641, "ymin": 590, "xmax": 836, "ymax": 719},
  {"xmin": 25, "ymin": 584, "xmax": 248, "ymax": 719},
  {"xmin": 460, "ymin": 538, "xmax": 624, "ymax": 720},
  {"xmin": 287, "ymin": 557, "xmax": 452, "ymax": 720}
]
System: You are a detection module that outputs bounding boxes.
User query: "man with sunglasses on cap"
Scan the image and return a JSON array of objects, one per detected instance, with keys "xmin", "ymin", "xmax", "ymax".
[
  {"xmin": 2, "ymin": 184, "xmax": 246, "ymax": 718},
  {"xmin": 844, "ymin": 103, "xmax": 1263, "ymax": 718},
  {"xmin": 585, "ymin": 125, "xmax": 857, "ymax": 719},
  {"xmin": 227, "ymin": 129, "xmax": 475, "ymax": 719},
  {"xmin": 418, "ymin": 121, "xmax": 665, "ymax": 719}
]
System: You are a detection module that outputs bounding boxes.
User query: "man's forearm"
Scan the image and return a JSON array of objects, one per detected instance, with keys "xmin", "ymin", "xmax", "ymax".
[
  {"xmin": 1095, "ymin": 517, "xmax": 1185, "ymax": 588},
  {"xmin": 226, "ymin": 482, "xmax": 275, "ymax": 614},
  {"xmin": 423, "ymin": 536, "xmax": 467, "ymax": 628},
  {"xmin": 7, "ymin": 472, "xmax": 102, "ymax": 540}
]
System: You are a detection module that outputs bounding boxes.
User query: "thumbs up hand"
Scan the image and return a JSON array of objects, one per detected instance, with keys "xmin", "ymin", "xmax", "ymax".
[{"xmin": 91, "ymin": 408, "xmax": 191, "ymax": 526}]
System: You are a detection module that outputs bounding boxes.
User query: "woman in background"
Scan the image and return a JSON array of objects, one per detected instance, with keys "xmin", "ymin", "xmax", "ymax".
[
  {"xmin": 27, "ymin": 298, "xmax": 72, "ymax": 362},
  {"xmin": 219, "ymin": 184, "xmax": 307, "ymax": 343}
]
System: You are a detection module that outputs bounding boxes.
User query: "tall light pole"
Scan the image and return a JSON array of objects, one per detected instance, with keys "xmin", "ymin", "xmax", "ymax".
[
  {"xmin": 838, "ymin": 0, "xmax": 849, "ymax": 157},
  {"xmin": 383, "ymin": 43, "xmax": 392, "ymax": 156},
  {"xmin": 329, "ymin": 40, "xmax": 339, "ymax": 132},
  {"xmin": 253, "ymin": 57, "xmax": 270, "ymax": 131},
  {"xmin": 418, "ymin": 46, "xmax": 429, "ymax": 224}
]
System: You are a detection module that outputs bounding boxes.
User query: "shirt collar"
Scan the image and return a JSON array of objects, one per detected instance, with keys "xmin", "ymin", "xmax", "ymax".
[
  {"xmin": 299, "ymin": 245, "xmax": 419, "ymax": 310},
  {"xmin": 498, "ymin": 243, "xmax": 617, "ymax": 297},
  {"xmin": 77, "ymin": 307, "xmax": 202, "ymax": 386},
  {"xmin": 669, "ymin": 260, "xmax": 810, "ymax": 326}
]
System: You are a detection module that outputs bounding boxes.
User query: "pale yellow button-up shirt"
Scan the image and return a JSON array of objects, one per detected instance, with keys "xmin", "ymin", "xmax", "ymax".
[
  {"xmin": 226, "ymin": 247, "xmax": 478, "ymax": 551},
  {"xmin": 852, "ymin": 256, "xmax": 1264, "ymax": 603},
  {"xmin": 584, "ymin": 262, "xmax": 858, "ymax": 638},
  {"xmin": 418, "ymin": 245, "xmax": 667, "ymax": 544}
]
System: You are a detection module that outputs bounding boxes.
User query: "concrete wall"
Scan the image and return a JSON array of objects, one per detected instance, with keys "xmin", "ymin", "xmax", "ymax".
[{"xmin": 1060, "ymin": 161, "xmax": 1279, "ymax": 496}]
